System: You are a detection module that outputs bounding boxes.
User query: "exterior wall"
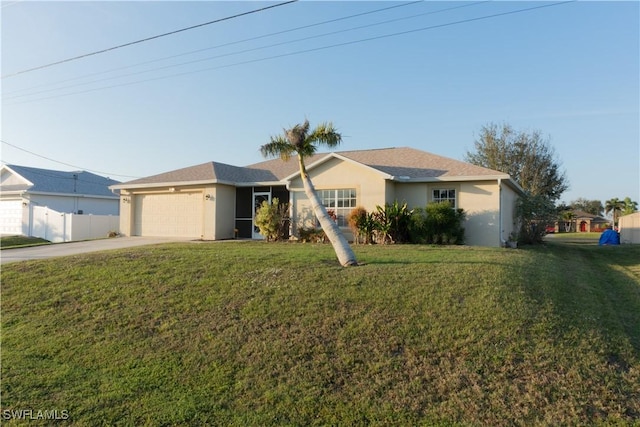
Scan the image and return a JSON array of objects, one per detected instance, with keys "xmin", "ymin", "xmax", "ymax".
[
  {"xmin": 395, "ymin": 180, "xmax": 507, "ymax": 247},
  {"xmin": 499, "ymin": 182, "xmax": 519, "ymax": 245},
  {"xmin": 287, "ymin": 160, "xmax": 511, "ymax": 247},
  {"xmin": 458, "ymin": 181, "xmax": 501, "ymax": 247},
  {"xmin": 394, "ymin": 182, "xmax": 428, "ymax": 207},
  {"xmin": 619, "ymin": 212, "xmax": 640, "ymax": 244},
  {"xmin": 119, "ymin": 190, "xmax": 134, "ymax": 236},
  {"xmin": 211, "ymin": 184, "xmax": 236, "ymax": 240},
  {"xmin": 288, "ymin": 158, "xmax": 387, "ymax": 240},
  {"xmin": 118, "ymin": 184, "xmax": 234, "ymax": 240}
]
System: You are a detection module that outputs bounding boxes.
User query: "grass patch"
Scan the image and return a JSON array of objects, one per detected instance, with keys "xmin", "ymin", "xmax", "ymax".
[
  {"xmin": 0, "ymin": 235, "xmax": 50, "ymax": 249},
  {"xmin": 2, "ymin": 241, "xmax": 639, "ymax": 425}
]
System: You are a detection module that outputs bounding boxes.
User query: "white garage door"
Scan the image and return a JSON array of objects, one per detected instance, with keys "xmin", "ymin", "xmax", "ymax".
[
  {"xmin": 134, "ymin": 192, "xmax": 203, "ymax": 238},
  {"xmin": 0, "ymin": 200, "xmax": 24, "ymax": 235}
]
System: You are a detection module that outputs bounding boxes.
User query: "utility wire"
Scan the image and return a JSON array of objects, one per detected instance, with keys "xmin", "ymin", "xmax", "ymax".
[
  {"xmin": 4, "ymin": 1, "xmax": 574, "ymax": 105},
  {"xmin": 1, "ymin": 140, "xmax": 141, "ymax": 179},
  {"xmin": 3, "ymin": 1, "xmax": 425, "ymax": 98},
  {"xmin": 1, "ymin": 0, "xmax": 298, "ymax": 79},
  {"xmin": 5, "ymin": 1, "xmax": 486, "ymax": 101}
]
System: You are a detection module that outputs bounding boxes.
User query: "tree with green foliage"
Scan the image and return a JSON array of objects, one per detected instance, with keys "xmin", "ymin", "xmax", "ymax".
[
  {"xmin": 465, "ymin": 123, "xmax": 569, "ymax": 244},
  {"xmin": 465, "ymin": 123, "xmax": 569, "ymax": 202},
  {"xmin": 605, "ymin": 198, "xmax": 625, "ymax": 225},
  {"xmin": 621, "ymin": 197, "xmax": 638, "ymax": 216},
  {"xmin": 561, "ymin": 210, "xmax": 575, "ymax": 232},
  {"xmin": 570, "ymin": 198, "xmax": 603, "ymax": 216},
  {"xmin": 260, "ymin": 120, "xmax": 357, "ymax": 266},
  {"xmin": 516, "ymin": 193, "xmax": 557, "ymax": 244}
]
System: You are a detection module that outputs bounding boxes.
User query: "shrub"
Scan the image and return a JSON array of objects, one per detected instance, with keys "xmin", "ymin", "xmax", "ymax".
[
  {"xmin": 410, "ymin": 202, "xmax": 465, "ymax": 244},
  {"xmin": 347, "ymin": 207, "xmax": 373, "ymax": 244},
  {"xmin": 255, "ymin": 198, "xmax": 289, "ymax": 241},
  {"xmin": 371, "ymin": 201, "xmax": 413, "ymax": 244},
  {"xmin": 516, "ymin": 193, "xmax": 555, "ymax": 244},
  {"xmin": 297, "ymin": 227, "xmax": 327, "ymax": 243}
]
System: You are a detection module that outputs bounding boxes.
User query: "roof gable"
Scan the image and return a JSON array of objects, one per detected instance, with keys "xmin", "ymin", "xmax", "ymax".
[{"xmin": 1, "ymin": 165, "xmax": 120, "ymax": 197}]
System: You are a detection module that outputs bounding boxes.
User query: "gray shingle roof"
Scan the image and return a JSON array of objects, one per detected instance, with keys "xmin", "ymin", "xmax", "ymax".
[
  {"xmin": 115, "ymin": 147, "xmax": 510, "ymax": 188},
  {"xmin": 246, "ymin": 147, "xmax": 508, "ymax": 180},
  {"xmin": 4, "ymin": 165, "xmax": 120, "ymax": 197}
]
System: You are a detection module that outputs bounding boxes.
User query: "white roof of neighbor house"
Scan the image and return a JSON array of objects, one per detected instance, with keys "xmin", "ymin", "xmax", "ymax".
[
  {"xmin": 111, "ymin": 147, "xmax": 518, "ymax": 190},
  {"xmin": 1, "ymin": 164, "xmax": 120, "ymax": 198}
]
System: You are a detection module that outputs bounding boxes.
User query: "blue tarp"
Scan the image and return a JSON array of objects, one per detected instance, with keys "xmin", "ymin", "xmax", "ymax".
[{"xmin": 599, "ymin": 229, "xmax": 620, "ymax": 245}]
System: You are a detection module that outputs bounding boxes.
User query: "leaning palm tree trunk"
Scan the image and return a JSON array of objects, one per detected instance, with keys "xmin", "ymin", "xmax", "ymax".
[{"xmin": 298, "ymin": 157, "xmax": 358, "ymax": 266}]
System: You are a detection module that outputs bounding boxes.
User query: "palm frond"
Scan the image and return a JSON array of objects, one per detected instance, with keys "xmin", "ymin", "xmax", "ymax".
[
  {"xmin": 307, "ymin": 121, "xmax": 343, "ymax": 149},
  {"xmin": 260, "ymin": 137, "xmax": 295, "ymax": 161}
]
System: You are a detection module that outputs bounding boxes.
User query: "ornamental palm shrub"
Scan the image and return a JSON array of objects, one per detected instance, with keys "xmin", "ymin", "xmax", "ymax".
[
  {"xmin": 411, "ymin": 202, "xmax": 465, "ymax": 244},
  {"xmin": 371, "ymin": 201, "xmax": 413, "ymax": 244}
]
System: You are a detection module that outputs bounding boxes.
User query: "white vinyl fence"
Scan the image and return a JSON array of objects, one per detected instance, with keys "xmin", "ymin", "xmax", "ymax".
[{"xmin": 31, "ymin": 206, "xmax": 119, "ymax": 243}]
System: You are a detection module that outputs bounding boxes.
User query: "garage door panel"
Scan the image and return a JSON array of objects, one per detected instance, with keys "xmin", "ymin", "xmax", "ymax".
[
  {"xmin": 0, "ymin": 200, "xmax": 24, "ymax": 235},
  {"xmin": 134, "ymin": 192, "xmax": 203, "ymax": 238}
]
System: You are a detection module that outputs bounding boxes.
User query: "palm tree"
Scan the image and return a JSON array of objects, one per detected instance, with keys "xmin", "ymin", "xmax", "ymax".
[
  {"xmin": 260, "ymin": 120, "xmax": 358, "ymax": 266},
  {"xmin": 561, "ymin": 210, "xmax": 574, "ymax": 232},
  {"xmin": 605, "ymin": 198, "xmax": 625, "ymax": 225}
]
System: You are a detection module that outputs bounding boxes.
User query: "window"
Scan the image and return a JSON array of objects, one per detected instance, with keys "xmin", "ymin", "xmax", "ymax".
[
  {"xmin": 433, "ymin": 189, "xmax": 456, "ymax": 207},
  {"xmin": 317, "ymin": 188, "xmax": 357, "ymax": 227}
]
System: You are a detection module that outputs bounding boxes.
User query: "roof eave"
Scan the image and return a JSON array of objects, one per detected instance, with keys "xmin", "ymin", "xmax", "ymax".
[
  {"xmin": 236, "ymin": 181, "xmax": 286, "ymax": 187},
  {"xmin": 111, "ymin": 179, "xmax": 219, "ymax": 190}
]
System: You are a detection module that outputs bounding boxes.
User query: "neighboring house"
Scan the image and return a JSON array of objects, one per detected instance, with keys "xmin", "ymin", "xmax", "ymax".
[
  {"xmin": 572, "ymin": 210, "xmax": 610, "ymax": 233},
  {"xmin": 0, "ymin": 164, "xmax": 120, "ymax": 236},
  {"xmin": 619, "ymin": 212, "xmax": 640, "ymax": 244},
  {"xmin": 111, "ymin": 147, "xmax": 523, "ymax": 247}
]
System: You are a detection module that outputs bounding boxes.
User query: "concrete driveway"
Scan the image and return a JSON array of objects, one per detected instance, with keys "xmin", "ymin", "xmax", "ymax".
[{"xmin": 1, "ymin": 237, "xmax": 192, "ymax": 264}]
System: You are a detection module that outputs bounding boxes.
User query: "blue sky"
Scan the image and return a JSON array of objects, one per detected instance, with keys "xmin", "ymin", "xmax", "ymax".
[{"xmin": 2, "ymin": 1, "xmax": 638, "ymax": 207}]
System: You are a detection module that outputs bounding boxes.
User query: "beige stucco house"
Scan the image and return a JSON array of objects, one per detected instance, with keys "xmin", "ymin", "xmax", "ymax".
[{"xmin": 110, "ymin": 147, "xmax": 523, "ymax": 247}]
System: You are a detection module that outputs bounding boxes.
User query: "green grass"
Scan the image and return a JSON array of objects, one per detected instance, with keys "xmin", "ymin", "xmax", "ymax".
[
  {"xmin": 2, "ymin": 241, "xmax": 639, "ymax": 426},
  {"xmin": 0, "ymin": 235, "xmax": 50, "ymax": 249}
]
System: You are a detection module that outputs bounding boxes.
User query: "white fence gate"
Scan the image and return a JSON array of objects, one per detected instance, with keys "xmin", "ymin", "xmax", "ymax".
[{"xmin": 31, "ymin": 206, "xmax": 119, "ymax": 243}]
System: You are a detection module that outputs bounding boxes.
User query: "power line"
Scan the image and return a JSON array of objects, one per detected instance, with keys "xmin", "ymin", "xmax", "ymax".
[
  {"xmin": 0, "ymin": 139, "xmax": 141, "ymax": 179},
  {"xmin": 5, "ymin": 1, "xmax": 485, "ymax": 102},
  {"xmin": 1, "ymin": 0, "xmax": 298, "ymax": 79},
  {"xmin": 5, "ymin": 1, "xmax": 575, "ymax": 105},
  {"xmin": 3, "ymin": 1, "xmax": 426, "ymax": 99}
]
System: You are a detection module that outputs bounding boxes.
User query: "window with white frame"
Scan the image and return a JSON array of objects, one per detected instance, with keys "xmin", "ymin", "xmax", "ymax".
[
  {"xmin": 432, "ymin": 188, "xmax": 456, "ymax": 207},
  {"xmin": 317, "ymin": 188, "xmax": 357, "ymax": 227}
]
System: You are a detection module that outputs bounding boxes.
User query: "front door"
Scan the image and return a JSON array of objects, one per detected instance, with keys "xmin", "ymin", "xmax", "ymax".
[{"xmin": 252, "ymin": 192, "xmax": 271, "ymax": 239}]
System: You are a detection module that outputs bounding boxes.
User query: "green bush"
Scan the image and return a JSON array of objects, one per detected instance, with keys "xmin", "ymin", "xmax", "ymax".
[
  {"xmin": 371, "ymin": 201, "xmax": 413, "ymax": 244},
  {"xmin": 410, "ymin": 202, "xmax": 465, "ymax": 244},
  {"xmin": 297, "ymin": 227, "xmax": 327, "ymax": 243},
  {"xmin": 347, "ymin": 206, "xmax": 375, "ymax": 244},
  {"xmin": 255, "ymin": 198, "xmax": 289, "ymax": 241}
]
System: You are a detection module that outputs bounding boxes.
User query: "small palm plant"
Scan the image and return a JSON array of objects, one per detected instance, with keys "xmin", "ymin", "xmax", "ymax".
[{"xmin": 260, "ymin": 120, "xmax": 357, "ymax": 266}]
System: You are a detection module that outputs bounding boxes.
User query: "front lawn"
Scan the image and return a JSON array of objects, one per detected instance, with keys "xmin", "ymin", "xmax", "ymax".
[
  {"xmin": 0, "ymin": 235, "xmax": 50, "ymax": 249},
  {"xmin": 1, "ymin": 241, "xmax": 639, "ymax": 425}
]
